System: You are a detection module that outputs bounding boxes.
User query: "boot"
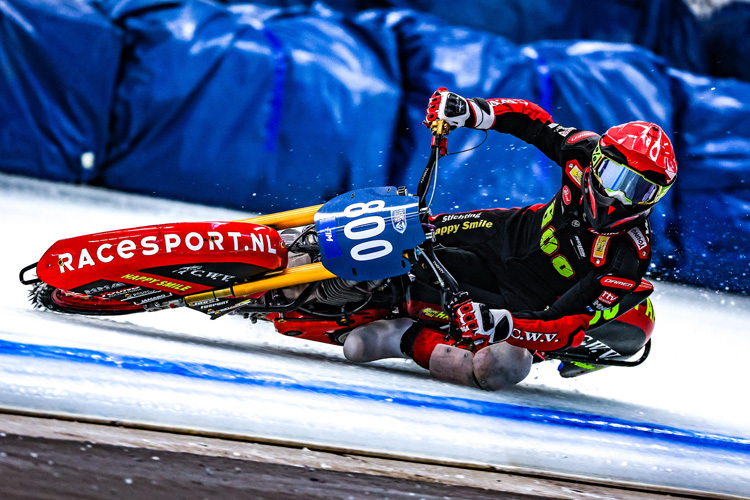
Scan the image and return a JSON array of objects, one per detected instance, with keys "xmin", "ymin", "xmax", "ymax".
[{"xmin": 342, "ymin": 318, "xmax": 413, "ymax": 363}]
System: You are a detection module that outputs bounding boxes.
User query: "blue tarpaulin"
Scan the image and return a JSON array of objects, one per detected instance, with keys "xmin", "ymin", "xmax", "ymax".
[
  {"xmin": 667, "ymin": 69, "xmax": 750, "ymax": 290},
  {"xmin": 701, "ymin": 2, "xmax": 750, "ymax": 82},
  {"xmin": 247, "ymin": 0, "xmax": 710, "ymax": 75},
  {"xmin": 0, "ymin": 0, "xmax": 121, "ymax": 182},
  {"xmin": 2, "ymin": 0, "xmax": 750, "ymax": 293},
  {"xmin": 99, "ymin": 1, "xmax": 401, "ymax": 211}
]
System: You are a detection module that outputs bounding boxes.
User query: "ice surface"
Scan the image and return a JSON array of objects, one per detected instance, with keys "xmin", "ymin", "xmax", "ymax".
[{"xmin": 1, "ymin": 173, "xmax": 748, "ymax": 496}]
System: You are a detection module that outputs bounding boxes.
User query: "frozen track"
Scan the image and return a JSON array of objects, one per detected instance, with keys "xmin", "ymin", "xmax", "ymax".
[{"xmin": 1, "ymin": 173, "xmax": 749, "ymax": 498}]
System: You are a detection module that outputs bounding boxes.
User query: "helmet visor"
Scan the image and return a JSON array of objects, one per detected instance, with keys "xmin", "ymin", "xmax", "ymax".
[{"xmin": 594, "ymin": 158, "xmax": 666, "ymax": 205}]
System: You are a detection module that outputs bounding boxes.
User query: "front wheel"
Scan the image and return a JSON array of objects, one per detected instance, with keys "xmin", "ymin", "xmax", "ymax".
[{"xmin": 29, "ymin": 283, "xmax": 145, "ymax": 316}]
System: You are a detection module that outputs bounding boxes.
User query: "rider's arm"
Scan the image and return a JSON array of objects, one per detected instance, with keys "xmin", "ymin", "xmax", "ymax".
[
  {"xmin": 504, "ymin": 242, "xmax": 649, "ymax": 352},
  {"xmin": 424, "ymin": 89, "xmax": 594, "ymax": 168},
  {"xmin": 473, "ymin": 97, "xmax": 598, "ymax": 168}
]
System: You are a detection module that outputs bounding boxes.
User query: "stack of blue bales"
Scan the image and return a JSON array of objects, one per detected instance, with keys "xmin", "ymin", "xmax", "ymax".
[{"xmin": 1, "ymin": 0, "xmax": 749, "ymax": 293}]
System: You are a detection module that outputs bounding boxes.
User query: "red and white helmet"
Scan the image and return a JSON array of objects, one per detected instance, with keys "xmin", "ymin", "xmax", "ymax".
[{"xmin": 583, "ymin": 121, "xmax": 678, "ymax": 234}]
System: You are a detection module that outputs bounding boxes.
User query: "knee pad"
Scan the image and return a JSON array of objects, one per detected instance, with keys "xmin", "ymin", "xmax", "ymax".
[
  {"xmin": 473, "ymin": 343, "xmax": 532, "ymax": 390},
  {"xmin": 428, "ymin": 344, "xmax": 479, "ymax": 388}
]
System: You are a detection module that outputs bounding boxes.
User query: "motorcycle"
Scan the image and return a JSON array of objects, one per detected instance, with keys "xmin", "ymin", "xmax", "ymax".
[{"xmin": 19, "ymin": 121, "xmax": 654, "ymax": 378}]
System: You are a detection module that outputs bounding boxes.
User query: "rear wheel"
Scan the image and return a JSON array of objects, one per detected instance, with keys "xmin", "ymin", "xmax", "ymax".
[{"xmin": 30, "ymin": 283, "xmax": 145, "ymax": 316}]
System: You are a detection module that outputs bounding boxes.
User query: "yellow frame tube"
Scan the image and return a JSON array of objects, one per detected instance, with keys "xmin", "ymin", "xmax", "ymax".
[
  {"xmin": 183, "ymin": 204, "xmax": 335, "ymax": 306},
  {"xmin": 235, "ymin": 204, "xmax": 323, "ymax": 230},
  {"xmin": 184, "ymin": 262, "xmax": 335, "ymax": 306}
]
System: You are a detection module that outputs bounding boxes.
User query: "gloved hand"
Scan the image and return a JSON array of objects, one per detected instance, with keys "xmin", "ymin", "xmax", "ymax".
[
  {"xmin": 424, "ymin": 88, "xmax": 494, "ymax": 130},
  {"xmin": 452, "ymin": 298, "xmax": 513, "ymax": 348}
]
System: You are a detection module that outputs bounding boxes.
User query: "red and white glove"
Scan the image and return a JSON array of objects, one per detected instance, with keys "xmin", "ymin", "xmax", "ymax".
[
  {"xmin": 424, "ymin": 88, "xmax": 494, "ymax": 130},
  {"xmin": 452, "ymin": 299, "xmax": 513, "ymax": 348}
]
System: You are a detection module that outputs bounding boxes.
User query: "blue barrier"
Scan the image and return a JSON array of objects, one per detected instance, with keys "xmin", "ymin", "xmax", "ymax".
[
  {"xmin": 701, "ymin": 2, "xmax": 750, "ymax": 81},
  {"xmin": 1, "ymin": 0, "xmax": 749, "ymax": 292},
  {"xmin": 242, "ymin": 0, "xmax": 709, "ymax": 75},
  {"xmin": 0, "ymin": 0, "xmax": 121, "ymax": 182},
  {"xmin": 667, "ymin": 69, "xmax": 750, "ymax": 291},
  {"xmin": 99, "ymin": 1, "xmax": 401, "ymax": 211}
]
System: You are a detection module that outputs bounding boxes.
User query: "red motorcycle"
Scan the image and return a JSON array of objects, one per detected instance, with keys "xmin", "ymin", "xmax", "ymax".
[{"xmin": 20, "ymin": 121, "xmax": 654, "ymax": 378}]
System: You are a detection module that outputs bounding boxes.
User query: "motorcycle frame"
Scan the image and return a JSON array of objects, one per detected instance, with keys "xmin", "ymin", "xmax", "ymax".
[
  {"xmin": 185, "ymin": 120, "xmax": 458, "ymax": 309},
  {"xmin": 183, "ymin": 204, "xmax": 334, "ymax": 306}
]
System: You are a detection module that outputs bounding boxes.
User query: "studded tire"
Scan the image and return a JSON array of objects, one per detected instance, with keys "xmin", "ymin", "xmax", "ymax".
[{"xmin": 30, "ymin": 283, "xmax": 144, "ymax": 316}]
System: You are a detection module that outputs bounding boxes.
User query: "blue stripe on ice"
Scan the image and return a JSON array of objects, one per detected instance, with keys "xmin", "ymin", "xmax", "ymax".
[{"xmin": 1, "ymin": 338, "xmax": 747, "ymax": 454}]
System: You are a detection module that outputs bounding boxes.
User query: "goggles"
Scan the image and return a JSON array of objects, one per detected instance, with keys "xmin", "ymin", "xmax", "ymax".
[{"xmin": 593, "ymin": 157, "xmax": 670, "ymax": 206}]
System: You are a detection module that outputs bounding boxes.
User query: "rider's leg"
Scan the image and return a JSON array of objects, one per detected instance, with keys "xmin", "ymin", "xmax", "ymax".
[
  {"xmin": 344, "ymin": 310, "xmax": 533, "ymax": 389},
  {"xmin": 405, "ymin": 324, "xmax": 532, "ymax": 390},
  {"xmin": 558, "ymin": 297, "xmax": 655, "ymax": 378}
]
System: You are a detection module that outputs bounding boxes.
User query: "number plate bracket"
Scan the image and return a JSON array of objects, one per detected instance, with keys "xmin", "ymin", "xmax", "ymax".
[{"xmin": 314, "ymin": 187, "xmax": 424, "ymax": 281}]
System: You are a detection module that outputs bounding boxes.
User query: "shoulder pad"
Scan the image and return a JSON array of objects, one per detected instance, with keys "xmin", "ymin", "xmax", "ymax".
[{"xmin": 561, "ymin": 130, "xmax": 600, "ymax": 150}]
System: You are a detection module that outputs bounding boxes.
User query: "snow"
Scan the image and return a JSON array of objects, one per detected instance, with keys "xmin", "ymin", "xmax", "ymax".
[{"xmin": 1, "ymin": 172, "xmax": 748, "ymax": 496}]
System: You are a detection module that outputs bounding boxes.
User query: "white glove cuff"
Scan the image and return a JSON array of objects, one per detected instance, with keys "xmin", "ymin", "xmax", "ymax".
[
  {"xmin": 469, "ymin": 99, "xmax": 495, "ymax": 130},
  {"xmin": 488, "ymin": 309, "xmax": 513, "ymax": 343}
]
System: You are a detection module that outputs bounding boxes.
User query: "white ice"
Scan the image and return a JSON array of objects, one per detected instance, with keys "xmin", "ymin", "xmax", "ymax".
[{"xmin": 0, "ymin": 173, "xmax": 748, "ymax": 497}]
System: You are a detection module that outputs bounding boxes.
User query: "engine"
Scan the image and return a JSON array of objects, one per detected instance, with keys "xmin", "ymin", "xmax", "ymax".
[{"xmin": 278, "ymin": 228, "xmax": 384, "ymax": 307}]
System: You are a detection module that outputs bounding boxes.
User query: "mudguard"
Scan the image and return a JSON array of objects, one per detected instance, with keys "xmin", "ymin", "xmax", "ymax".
[{"xmin": 35, "ymin": 222, "xmax": 287, "ymax": 300}]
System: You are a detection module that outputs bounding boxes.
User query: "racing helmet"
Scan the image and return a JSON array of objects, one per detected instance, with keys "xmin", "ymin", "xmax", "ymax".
[{"xmin": 582, "ymin": 122, "xmax": 677, "ymax": 234}]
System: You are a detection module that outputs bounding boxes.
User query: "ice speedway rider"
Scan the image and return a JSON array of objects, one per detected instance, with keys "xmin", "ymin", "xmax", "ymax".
[{"xmin": 342, "ymin": 88, "xmax": 678, "ymax": 390}]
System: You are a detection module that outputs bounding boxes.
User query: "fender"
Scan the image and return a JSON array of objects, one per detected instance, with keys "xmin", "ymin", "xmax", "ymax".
[{"xmin": 36, "ymin": 221, "xmax": 287, "ymax": 296}]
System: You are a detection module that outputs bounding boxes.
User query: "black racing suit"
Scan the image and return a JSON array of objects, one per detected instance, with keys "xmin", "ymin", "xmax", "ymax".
[{"xmin": 423, "ymin": 99, "xmax": 653, "ymax": 352}]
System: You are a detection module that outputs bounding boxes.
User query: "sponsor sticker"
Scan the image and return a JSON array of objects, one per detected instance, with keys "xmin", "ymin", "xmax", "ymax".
[
  {"xmin": 419, "ymin": 307, "xmax": 450, "ymax": 321},
  {"xmin": 572, "ymin": 236, "xmax": 586, "ymax": 259},
  {"xmin": 132, "ymin": 293, "xmax": 172, "ymax": 306},
  {"xmin": 579, "ymin": 335, "xmax": 622, "ymax": 358},
  {"xmin": 600, "ymin": 276, "xmax": 636, "ymax": 289},
  {"xmin": 638, "ymin": 280, "xmax": 654, "ymax": 291},
  {"xmin": 592, "ymin": 300, "xmax": 610, "ymax": 311},
  {"xmin": 591, "ymin": 235, "xmax": 610, "ymax": 266},
  {"xmin": 565, "ymin": 160, "xmax": 583, "ymax": 187},
  {"xmin": 627, "ymin": 227, "xmax": 649, "ymax": 257},
  {"xmin": 391, "ymin": 208, "xmax": 407, "ymax": 234},
  {"xmin": 317, "ymin": 217, "xmax": 343, "ymax": 259},
  {"xmin": 172, "ymin": 265, "xmax": 237, "ymax": 283},
  {"xmin": 549, "ymin": 123, "xmax": 574, "ymax": 137},
  {"xmin": 562, "ymin": 186, "xmax": 571, "ymax": 205},
  {"xmin": 434, "ymin": 219, "xmax": 494, "ymax": 237},
  {"xmin": 55, "ymin": 229, "xmax": 276, "ymax": 274},
  {"xmin": 439, "ymin": 212, "xmax": 481, "ymax": 222},
  {"xmin": 597, "ymin": 290, "xmax": 618, "ymax": 305},
  {"xmin": 119, "ymin": 273, "xmax": 193, "ymax": 293},
  {"xmin": 567, "ymin": 131, "xmax": 598, "ymax": 144},
  {"xmin": 83, "ymin": 282, "xmax": 127, "ymax": 296}
]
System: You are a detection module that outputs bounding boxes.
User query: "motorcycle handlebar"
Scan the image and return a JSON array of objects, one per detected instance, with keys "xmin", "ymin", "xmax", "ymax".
[{"xmin": 417, "ymin": 120, "xmax": 451, "ymax": 214}]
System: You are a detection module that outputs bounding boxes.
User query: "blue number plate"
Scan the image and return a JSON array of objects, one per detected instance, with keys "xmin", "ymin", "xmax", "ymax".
[{"xmin": 313, "ymin": 187, "xmax": 424, "ymax": 281}]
